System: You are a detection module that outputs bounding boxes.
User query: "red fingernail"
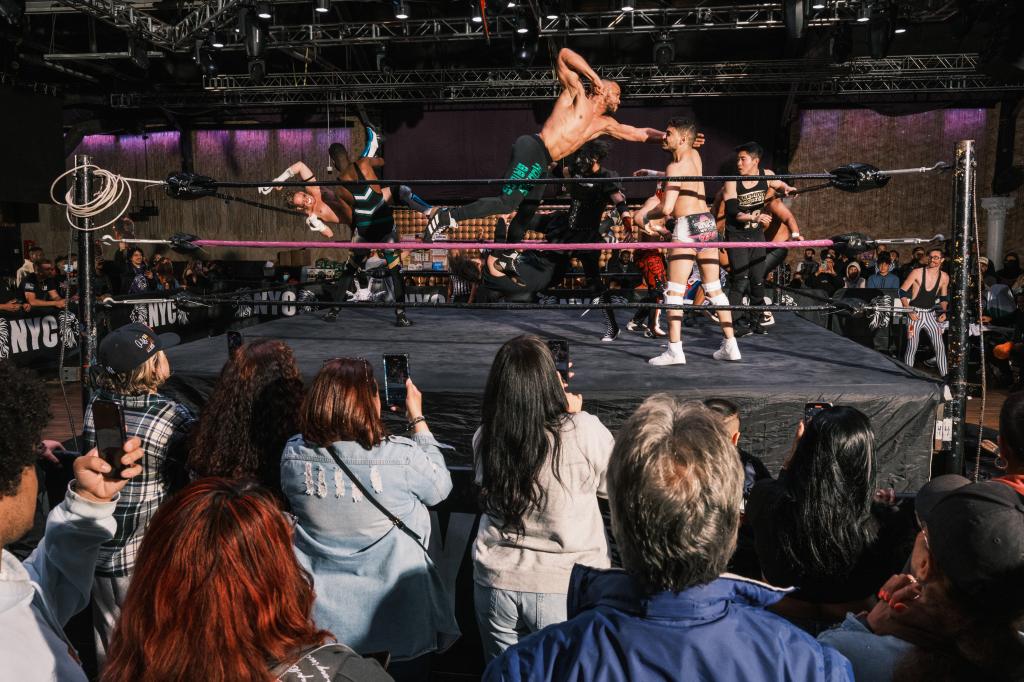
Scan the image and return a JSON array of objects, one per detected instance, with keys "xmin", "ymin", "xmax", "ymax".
[
  {"xmin": 892, "ymin": 603, "xmax": 907, "ymax": 612},
  {"xmin": 879, "ymin": 590, "xmax": 888, "ymax": 601}
]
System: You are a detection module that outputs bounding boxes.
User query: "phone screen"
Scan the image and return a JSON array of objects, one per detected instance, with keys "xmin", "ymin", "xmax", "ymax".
[
  {"xmin": 227, "ymin": 331, "xmax": 243, "ymax": 354},
  {"xmin": 546, "ymin": 339, "xmax": 570, "ymax": 384},
  {"xmin": 804, "ymin": 401, "xmax": 834, "ymax": 423},
  {"xmin": 92, "ymin": 399, "xmax": 127, "ymax": 480},
  {"xmin": 383, "ymin": 354, "xmax": 410, "ymax": 407}
]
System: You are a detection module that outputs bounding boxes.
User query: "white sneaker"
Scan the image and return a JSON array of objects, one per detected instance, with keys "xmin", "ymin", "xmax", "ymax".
[
  {"xmin": 626, "ymin": 320, "xmax": 646, "ymax": 333},
  {"xmin": 761, "ymin": 312, "xmax": 775, "ymax": 326},
  {"xmin": 713, "ymin": 337, "xmax": 742, "ymax": 361},
  {"xmin": 648, "ymin": 348, "xmax": 686, "ymax": 365}
]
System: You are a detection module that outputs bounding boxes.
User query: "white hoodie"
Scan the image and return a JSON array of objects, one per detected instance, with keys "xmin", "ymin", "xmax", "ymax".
[{"xmin": 0, "ymin": 486, "xmax": 118, "ymax": 681}]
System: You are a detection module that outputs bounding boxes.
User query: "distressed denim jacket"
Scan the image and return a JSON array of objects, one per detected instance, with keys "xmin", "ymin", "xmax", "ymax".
[{"xmin": 281, "ymin": 431, "xmax": 459, "ymax": 661}]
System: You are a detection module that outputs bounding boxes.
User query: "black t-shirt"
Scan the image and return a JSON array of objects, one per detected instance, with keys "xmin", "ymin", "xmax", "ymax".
[
  {"xmin": 565, "ymin": 167, "xmax": 622, "ymax": 234},
  {"xmin": 0, "ymin": 280, "xmax": 17, "ymax": 304},
  {"xmin": 810, "ymin": 272, "xmax": 843, "ymax": 296},
  {"xmin": 18, "ymin": 274, "xmax": 59, "ymax": 302}
]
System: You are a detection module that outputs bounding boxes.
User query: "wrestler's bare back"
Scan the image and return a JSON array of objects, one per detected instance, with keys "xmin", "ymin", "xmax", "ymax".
[{"xmin": 665, "ymin": 149, "xmax": 708, "ymax": 218}]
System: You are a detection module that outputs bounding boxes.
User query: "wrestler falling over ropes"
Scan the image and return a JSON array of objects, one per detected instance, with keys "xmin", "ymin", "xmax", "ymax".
[
  {"xmin": 261, "ymin": 128, "xmax": 430, "ymax": 327},
  {"xmin": 422, "ymin": 47, "xmax": 666, "ymax": 280}
]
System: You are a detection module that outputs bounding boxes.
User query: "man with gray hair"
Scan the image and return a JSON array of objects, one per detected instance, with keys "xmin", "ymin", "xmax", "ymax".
[{"xmin": 483, "ymin": 395, "xmax": 853, "ymax": 681}]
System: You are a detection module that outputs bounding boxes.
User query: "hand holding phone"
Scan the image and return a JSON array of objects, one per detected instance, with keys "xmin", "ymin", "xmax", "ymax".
[
  {"xmin": 803, "ymin": 401, "xmax": 833, "ymax": 424},
  {"xmin": 227, "ymin": 331, "xmax": 243, "ymax": 354},
  {"xmin": 546, "ymin": 339, "xmax": 571, "ymax": 386},
  {"xmin": 383, "ymin": 354, "xmax": 410, "ymax": 408},
  {"xmin": 92, "ymin": 399, "xmax": 128, "ymax": 481},
  {"xmin": 74, "ymin": 437, "xmax": 144, "ymax": 503}
]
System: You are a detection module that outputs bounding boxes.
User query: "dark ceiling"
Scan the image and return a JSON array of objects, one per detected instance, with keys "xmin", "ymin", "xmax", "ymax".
[{"xmin": 1, "ymin": 0, "xmax": 1022, "ymax": 133}]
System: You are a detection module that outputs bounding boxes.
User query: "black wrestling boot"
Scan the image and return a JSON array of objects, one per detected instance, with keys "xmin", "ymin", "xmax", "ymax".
[
  {"xmin": 323, "ymin": 309, "xmax": 339, "ymax": 322},
  {"xmin": 423, "ymin": 209, "xmax": 455, "ymax": 242},
  {"xmin": 492, "ymin": 252, "xmax": 526, "ymax": 287},
  {"xmin": 395, "ymin": 310, "xmax": 413, "ymax": 327}
]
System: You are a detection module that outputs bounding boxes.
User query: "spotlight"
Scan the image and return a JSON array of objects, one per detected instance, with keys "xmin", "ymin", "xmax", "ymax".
[
  {"xmin": 516, "ymin": 10, "xmax": 528, "ymax": 33},
  {"xmin": 894, "ymin": 19, "xmax": 908, "ymax": 34},
  {"xmin": 256, "ymin": 2, "xmax": 271, "ymax": 20},
  {"xmin": 471, "ymin": 2, "xmax": 482, "ymax": 23},
  {"xmin": 128, "ymin": 34, "xmax": 149, "ymax": 70},
  {"xmin": 513, "ymin": 21, "xmax": 538, "ymax": 65},
  {"xmin": 209, "ymin": 30, "xmax": 224, "ymax": 48},
  {"xmin": 244, "ymin": 10, "xmax": 265, "ymax": 58},
  {"xmin": 653, "ymin": 33, "xmax": 674, "ymax": 67},
  {"xmin": 394, "ymin": 1, "xmax": 409, "ymax": 19},
  {"xmin": 542, "ymin": 1, "xmax": 557, "ymax": 20},
  {"xmin": 869, "ymin": 14, "xmax": 893, "ymax": 58},
  {"xmin": 194, "ymin": 39, "xmax": 218, "ymax": 77},
  {"xmin": 811, "ymin": 1, "xmax": 825, "ymax": 8},
  {"xmin": 784, "ymin": 0, "xmax": 809, "ymax": 40},
  {"xmin": 621, "ymin": 1, "xmax": 634, "ymax": 11},
  {"xmin": 248, "ymin": 57, "xmax": 266, "ymax": 84},
  {"xmin": 315, "ymin": 0, "xmax": 330, "ymax": 14},
  {"xmin": 857, "ymin": 4, "xmax": 871, "ymax": 22},
  {"xmin": 506, "ymin": 1, "xmax": 516, "ymax": 7}
]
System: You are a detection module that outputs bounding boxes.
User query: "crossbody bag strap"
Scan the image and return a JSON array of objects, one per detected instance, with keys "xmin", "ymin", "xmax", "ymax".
[{"xmin": 322, "ymin": 445, "xmax": 426, "ymax": 550}]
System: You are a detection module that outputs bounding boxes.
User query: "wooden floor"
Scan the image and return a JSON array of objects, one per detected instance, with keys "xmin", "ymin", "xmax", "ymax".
[{"xmin": 43, "ymin": 380, "xmax": 1009, "ymax": 448}]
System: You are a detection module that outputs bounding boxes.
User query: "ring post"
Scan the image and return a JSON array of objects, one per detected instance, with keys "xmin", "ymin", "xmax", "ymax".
[
  {"xmin": 946, "ymin": 139, "xmax": 975, "ymax": 475},
  {"xmin": 74, "ymin": 155, "xmax": 95, "ymax": 411}
]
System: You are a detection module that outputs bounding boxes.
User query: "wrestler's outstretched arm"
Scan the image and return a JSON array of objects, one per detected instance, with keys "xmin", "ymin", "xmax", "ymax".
[
  {"xmin": 602, "ymin": 120, "xmax": 666, "ymax": 144},
  {"xmin": 259, "ymin": 161, "xmax": 320, "ymax": 200},
  {"xmin": 764, "ymin": 169, "xmax": 797, "ymax": 196}
]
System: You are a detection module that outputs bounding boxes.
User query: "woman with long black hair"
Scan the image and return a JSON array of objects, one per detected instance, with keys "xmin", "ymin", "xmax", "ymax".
[
  {"xmin": 747, "ymin": 406, "xmax": 903, "ymax": 631},
  {"xmin": 473, "ymin": 335, "xmax": 615, "ymax": 660}
]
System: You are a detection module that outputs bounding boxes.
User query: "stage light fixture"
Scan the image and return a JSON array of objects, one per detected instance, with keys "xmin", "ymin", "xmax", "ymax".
[
  {"xmin": 471, "ymin": 2, "xmax": 482, "ymax": 22},
  {"xmin": 128, "ymin": 34, "xmax": 149, "ymax": 70},
  {"xmin": 244, "ymin": 11, "xmax": 265, "ymax": 58},
  {"xmin": 811, "ymin": 1, "xmax": 825, "ymax": 8},
  {"xmin": 513, "ymin": 21, "xmax": 538, "ymax": 65},
  {"xmin": 248, "ymin": 57, "xmax": 266, "ymax": 84},
  {"xmin": 784, "ymin": 0, "xmax": 809, "ymax": 40},
  {"xmin": 209, "ymin": 31, "xmax": 225, "ymax": 48},
  {"xmin": 394, "ymin": 1, "xmax": 409, "ymax": 19},
  {"xmin": 621, "ymin": 1, "xmax": 634, "ymax": 11},
  {"xmin": 507, "ymin": 1, "xmax": 516, "ymax": 7},
  {"xmin": 315, "ymin": 0, "xmax": 330, "ymax": 14},
  {"xmin": 653, "ymin": 33, "xmax": 674, "ymax": 67},
  {"xmin": 256, "ymin": 2, "xmax": 271, "ymax": 20},
  {"xmin": 857, "ymin": 4, "xmax": 871, "ymax": 22},
  {"xmin": 541, "ymin": 1, "xmax": 557, "ymax": 20},
  {"xmin": 894, "ymin": 19, "xmax": 908, "ymax": 34}
]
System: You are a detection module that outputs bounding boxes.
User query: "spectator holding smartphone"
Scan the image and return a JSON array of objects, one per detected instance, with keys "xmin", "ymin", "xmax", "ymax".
[
  {"xmin": 473, "ymin": 335, "xmax": 614, "ymax": 660},
  {"xmin": 0, "ymin": 360, "xmax": 144, "ymax": 682},
  {"xmin": 85, "ymin": 323, "xmax": 196, "ymax": 664},
  {"xmin": 281, "ymin": 358, "xmax": 457, "ymax": 682}
]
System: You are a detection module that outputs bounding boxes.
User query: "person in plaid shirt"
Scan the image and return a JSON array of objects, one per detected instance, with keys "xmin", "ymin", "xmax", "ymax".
[{"xmin": 83, "ymin": 323, "xmax": 195, "ymax": 666}]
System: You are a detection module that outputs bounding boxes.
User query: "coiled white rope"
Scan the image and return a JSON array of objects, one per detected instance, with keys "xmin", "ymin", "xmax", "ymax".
[{"xmin": 49, "ymin": 164, "xmax": 164, "ymax": 231}]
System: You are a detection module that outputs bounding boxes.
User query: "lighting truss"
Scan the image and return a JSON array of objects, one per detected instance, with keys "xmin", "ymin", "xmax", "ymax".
[{"xmin": 107, "ymin": 54, "xmax": 1023, "ymax": 108}]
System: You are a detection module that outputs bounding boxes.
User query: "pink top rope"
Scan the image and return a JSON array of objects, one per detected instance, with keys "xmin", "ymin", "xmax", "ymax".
[{"xmin": 193, "ymin": 239, "xmax": 835, "ymax": 251}]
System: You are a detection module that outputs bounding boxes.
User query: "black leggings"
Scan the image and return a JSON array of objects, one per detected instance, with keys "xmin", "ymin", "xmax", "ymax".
[
  {"xmin": 726, "ymin": 227, "xmax": 767, "ymax": 323},
  {"xmin": 450, "ymin": 134, "xmax": 551, "ymax": 244}
]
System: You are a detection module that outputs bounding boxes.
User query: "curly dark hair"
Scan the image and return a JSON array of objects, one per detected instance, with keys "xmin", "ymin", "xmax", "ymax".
[
  {"xmin": 188, "ymin": 339, "xmax": 305, "ymax": 497},
  {"xmin": 0, "ymin": 361, "xmax": 51, "ymax": 497}
]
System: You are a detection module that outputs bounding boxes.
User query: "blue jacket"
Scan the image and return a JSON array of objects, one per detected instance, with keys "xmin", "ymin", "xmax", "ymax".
[
  {"xmin": 484, "ymin": 565, "xmax": 854, "ymax": 682},
  {"xmin": 282, "ymin": 432, "xmax": 459, "ymax": 661}
]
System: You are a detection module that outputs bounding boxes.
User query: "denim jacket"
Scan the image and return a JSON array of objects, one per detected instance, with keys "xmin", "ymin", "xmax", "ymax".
[{"xmin": 281, "ymin": 431, "xmax": 459, "ymax": 661}]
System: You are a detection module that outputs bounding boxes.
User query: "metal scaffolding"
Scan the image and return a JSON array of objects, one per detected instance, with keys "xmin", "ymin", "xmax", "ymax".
[{"xmin": 108, "ymin": 54, "xmax": 1024, "ymax": 108}]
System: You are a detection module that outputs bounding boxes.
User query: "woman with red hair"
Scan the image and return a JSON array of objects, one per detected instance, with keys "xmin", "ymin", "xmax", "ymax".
[
  {"xmin": 188, "ymin": 339, "xmax": 305, "ymax": 498},
  {"xmin": 282, "ymin": 358, "xmax": 458, "ymax": 681},
  {"xmin": 101, "ymin": 478, "xmax": 392, "ymax": 682}
]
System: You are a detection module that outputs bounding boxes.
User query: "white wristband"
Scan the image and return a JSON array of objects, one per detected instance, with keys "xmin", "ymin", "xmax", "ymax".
[{"xmin": 306, "ymin": 215, "xmax": 329, "ymax": 233}]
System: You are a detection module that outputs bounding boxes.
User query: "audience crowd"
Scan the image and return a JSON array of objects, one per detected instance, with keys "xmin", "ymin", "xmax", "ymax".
[{"xmin": 2, "ymin": 263, "xmax": 1024, "ymax": 679}]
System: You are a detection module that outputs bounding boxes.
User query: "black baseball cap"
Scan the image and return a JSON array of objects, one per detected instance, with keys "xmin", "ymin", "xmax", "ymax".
[
  {"xmin": 917, "ymin": 477, "xmax": 1024, "ymax": 602},
  {"xmin": 97, "ymin": 323, "xmax": 179, "ymax": 375}
]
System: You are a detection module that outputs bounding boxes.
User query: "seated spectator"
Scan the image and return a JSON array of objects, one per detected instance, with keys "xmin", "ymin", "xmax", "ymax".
[
  {"xmin": 993, "ymin": 389, "xmax": 1023, "ymax": 493},
  {"xmin": 818, "ymin": 476, "xmax": 1024, "ymax": 682},
  {"xmin": 747, "ymin": 407, "xmax": 902, "ymax": 631},
  {"xmin": 0, "ymin": 277, "xmax": 29, "ymax": 313},
  {"xmin": 101, "ymin": 478, "xmax": 393, "ymax": 682},
  {"xmin": 20, "ymin": 259, "xmax": 66, "ymax": 310},
  {"xmin": 281, "ymin": 358, "xmax": 457, "ymax": 681},
  {"xmin": 474, "ymin": 335, "xmax": 614, "ymax": 661},
  {"xmin": 0, "ymin": 359, "xmax": 144, "ymax": 682},
  {"xmin": 797, "ymin": 247, "xmax": 819, "ymax": 280},
  {"xmin": 484, "ymin": 396, "xmax": 853, "ymax": 681},
  {"xmin": 809, "ymin": 256, "xmax": 843, "ymax": 295},
  {"xmin": 188, "ymin": 339, "xmax": 305, "ymax": 498},
  {"xmin": 86, "ymin": 323, "xmax": 196, "ymax": 663},
  {"xmin": 866, "ymin": 253, "xmax": 901, "ymax": 289},
  {"xmin": 153, "ymin": 258, "xmax": 180, "ymax": 292},
  {"xmin": 979, "ymin": 256, "xmax": 997, "ymax": 287},
  {"xmin": 843, "ymin": 262, "xmax": 866, "ymax": 289}
]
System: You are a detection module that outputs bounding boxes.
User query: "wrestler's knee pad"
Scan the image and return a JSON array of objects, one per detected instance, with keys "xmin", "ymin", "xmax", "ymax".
[
  {"xmin": 664, "ymin": 281, "xmax": 687, "ymax": 307},
  {"xmin": 702, "ymin": 283, "xmax": 729, "ymax": 307}
]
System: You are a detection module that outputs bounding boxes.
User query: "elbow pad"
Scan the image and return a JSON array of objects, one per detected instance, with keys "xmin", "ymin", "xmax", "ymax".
[{"xmin": 725, "ymin": 198, "xmax": 740, "ymax": 221}]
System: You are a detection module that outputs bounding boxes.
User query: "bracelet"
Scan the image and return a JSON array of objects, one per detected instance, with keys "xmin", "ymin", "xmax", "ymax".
[{"xmin": 406, "ymin": 415, "xmax": 426, "ymax": 431}]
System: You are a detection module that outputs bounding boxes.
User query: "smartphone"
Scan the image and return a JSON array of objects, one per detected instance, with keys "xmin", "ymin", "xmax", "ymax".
[
  {"xmin": 92, "ymin": 399, "xmax": 127, "ymax": 480},
  {"xmin": 227, "ymin": 331, "xmax": 243, "ymax": 354},
  {"xmin": 804, "ymin": 401, "xmax": 834, "ymax": 423},
  {"xmin": 383, "ymin": 353, "xmax": 410, "ymax": 407},
  {"xmin": 546, "ymin": 339, "xmax": 570, "ymax": 384}
]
